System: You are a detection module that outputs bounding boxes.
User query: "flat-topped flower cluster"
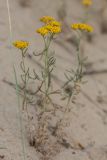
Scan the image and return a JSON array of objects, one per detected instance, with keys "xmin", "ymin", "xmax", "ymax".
[
  {"xmin": 13, "ymin": 40, "xmax": 29, "ymax": 50},
  {"xmin": 36, "ymin": 16, "xmax": 62, "ymax": 36},
  {"xmin": 82, "ymin": 0, "xmax": 92, "ymax": 6},
  {"xmin": 71, "ymin": 23, "xmax": 93, "ymax": 32}
]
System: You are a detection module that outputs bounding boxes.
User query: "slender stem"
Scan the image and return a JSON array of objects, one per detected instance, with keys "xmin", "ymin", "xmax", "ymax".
[
  {"xmin": 21, "ymin": 50, "xmax": 28, "ymax": 109},
  {"xmin": 13, "ymin": 65, "xmax": 26, "ymax": 160},
  {"xmin": 76, "ymin": 33, "xmax": 83, "ymax": 81},
  {"xmin": 43, "ymin": 35, "xmax": 53, "ymax": 110}
]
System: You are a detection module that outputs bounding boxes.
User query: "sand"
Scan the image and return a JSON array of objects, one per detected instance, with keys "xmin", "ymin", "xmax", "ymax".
[{"xmin": 0, "ymin": 0, "xmax": 107, "ymax": 159}]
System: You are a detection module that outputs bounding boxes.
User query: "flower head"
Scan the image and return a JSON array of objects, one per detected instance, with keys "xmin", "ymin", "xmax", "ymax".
[
  {"xmin": 71, "ymin": 23, "xmax": 93, "ymax": 32},
  {"xmin": 82, "ymin": 0, "xmax": 92, "ymax": 6},
  {"xmin": 46, "ymin": 25, "xmax": 61, "ymax": 34},
  {"xmin": 36, "ymin": 26, "xmax": 49, "ymax": 36},
  {"xmin": 37, "ymin": 17, "xmax": 62, "ymax": 36},
  {"xmin": 48, "ymin": 20, "xmax": 61, "ymax": 27},
  {"xmin": 13, "ymin": 41, "xmax": 29, "ymax": 50},
  {"xmin": 40, "ymin": 16, "xmax": 55, "ymax": 24}
]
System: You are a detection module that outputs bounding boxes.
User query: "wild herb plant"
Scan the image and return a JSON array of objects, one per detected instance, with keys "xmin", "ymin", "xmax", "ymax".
[
  {"xmin": 13, "ymin": 41, "xmax": 39, "ymax": 110},
  {"xmin": 36, "ymin": 16, "xmax": 61, "ymax": 112},
  {"xmin": 13, "ymin": 13, "xmax": 93, "ymax": 160}
]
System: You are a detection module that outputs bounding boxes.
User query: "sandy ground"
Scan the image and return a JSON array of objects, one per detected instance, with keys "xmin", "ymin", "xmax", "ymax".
[{"xmin": 0, "ymin": 0, "xmax": 107, "ymax": 159}]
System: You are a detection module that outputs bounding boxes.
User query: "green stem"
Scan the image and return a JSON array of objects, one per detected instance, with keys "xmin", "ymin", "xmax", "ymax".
[
  {"xmin": 43, "ymin": 35, "xmax": 53, "ymax": 112},
  {"xmin": 43, "ymin": 35, "xmax": 53, "ymax": 110},
  {"xmin": 76, "ymin": 34, "xmax": 83, "ymax": 81},
  {"xmin": 13, "ymin": 65, "xmax": 26, "ymax": 160},
  {"xmin": 21, "ymin": 50, "xmax": 28, "ymax": 109}
]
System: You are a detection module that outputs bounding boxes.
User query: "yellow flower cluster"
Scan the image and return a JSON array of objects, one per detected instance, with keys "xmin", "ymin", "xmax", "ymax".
[
  {"xmin": 36, "ymin": 27, "xmax": 49, "ymax": 36},
  {"xmin": 45, "ymin": 20, "xmax": 61, "ymax": 34},
  {"xmin": 40, "ymin": 16, "xmax": 55, "ymax": 24},
  {"xmin": 36, "ymin": 16, "xmax": 61, "ymax": 36},
  {"xmin": 71, "ymin": 23, "xmax": 93, "ymax": 32},
  {"xmin": 46, "ymin": 25, "xmax": 61, "ymax": 34},
  {"xmin": 82, "ymin": 0, "xmax": 92, "ymax": 6},
  {"xmin": 49, "ymin": 21, "xmax": 61, "ymax": 27},
  {"xmin": 13, "ymin": 40, "xmax": 29, "ymax": 49}
]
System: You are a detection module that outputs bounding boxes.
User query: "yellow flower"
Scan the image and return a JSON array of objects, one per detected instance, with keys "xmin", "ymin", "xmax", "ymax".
[
  {"xmin": 13, "ymin": 40, "xmax": 29, "ymax": 49},
  {"xmin": 40, "ymin": 16, "xmax": 55, "ymax": 24},
  {"xmin": 36, "ymin": 26, "xmax": 49, "ymax": 36},
  {"xmin": 49, "ymin": 20, "xmax": 61, "ymax": 27},
  {"xmin": 79, "ymin": 24, "xmax": 87, "ymax": 30},
  {"xmin": 71, "ymin": 23, "xmax": 93, "ymax": 32},
  {"xmin": 37, "ymin": 16, "xmax": 61, "ymax": 36},
  {"xmin": 82, "ymin": 0, "xmax": 92, "ymax": 6},
  {"xmin": 45, "ymin": 25, "xmax": 61, "ymax": 34},
  {"xmin": 71, "ymin": 24, "xmax": 79, "ymax": 30}
]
